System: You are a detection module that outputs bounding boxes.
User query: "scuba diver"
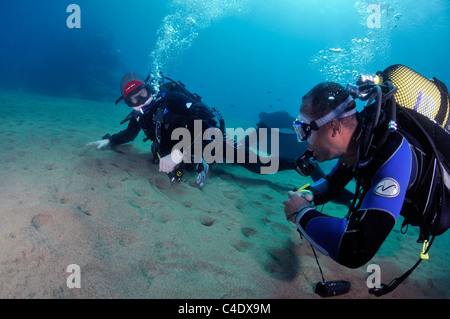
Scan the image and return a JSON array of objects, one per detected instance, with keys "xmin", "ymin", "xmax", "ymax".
[
  {"xmin": 87, "ymin": 71, "xmax": 223, "ymax": 188},
  {"xmin": 87, "ymin": 71, "xmax": 299, "ymax": 188},
  {"xmin": 283, "ymin": 64, "xmax": 449, "ymax": 296}
]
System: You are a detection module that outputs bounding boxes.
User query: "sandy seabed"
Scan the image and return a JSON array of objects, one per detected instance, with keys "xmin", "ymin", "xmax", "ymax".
[{"xmin": 0, "ymin": 91, "xmax": 448, "ymax": 299}]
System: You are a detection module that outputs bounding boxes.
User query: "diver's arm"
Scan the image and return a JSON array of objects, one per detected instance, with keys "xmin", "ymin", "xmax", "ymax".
[
  {"xmin": 105, "ymin": 118, "xmax": 141, "ymax": 146},
  {"xmin": 306, "ymin": 161, "xmax": 354, "ymax": 205},
  {"xmin": 294, "ymin": 135, "xmax": 412, "ymax": 268}
]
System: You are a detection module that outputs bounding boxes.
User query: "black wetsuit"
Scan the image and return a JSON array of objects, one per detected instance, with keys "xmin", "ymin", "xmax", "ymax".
[
  {"xmin": 104, "ymin": 91, "xmax": 296, "ymax": 174},
  {"xmin": 105, "ymin": 91, "xmax": 210, "ymax": 158}
]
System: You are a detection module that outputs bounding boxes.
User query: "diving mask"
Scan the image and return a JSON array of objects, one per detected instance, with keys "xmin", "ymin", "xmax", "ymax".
[
  {"xmin": 125, "ymin": 86, "xmax": 154, "ymax": 107},
  {"xmin": 293, "ymin": 95, "xmax": 356, "ymax": 142}
]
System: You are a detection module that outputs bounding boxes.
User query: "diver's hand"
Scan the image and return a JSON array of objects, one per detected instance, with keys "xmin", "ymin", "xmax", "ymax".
[
  {"xmin": 283, "ymin": 190, "xmax": 314, "ymax": 223},
  {"xmin": 86, "ymin": 139, "xmax": 110, "ymax": 150},
  {"xmin": 159, "ymin": 150, "xmax": 183, "ymax": 173}
]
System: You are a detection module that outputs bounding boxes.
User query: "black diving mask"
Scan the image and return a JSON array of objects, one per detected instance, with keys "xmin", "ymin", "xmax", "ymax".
[
  {"xmin": 293, "ymin": 96, "xmax": 356, "ymax": 142},
  {"xmin": 115, "ymin": 85, "xmax": 154, "ymax": 107},
  {"xmin": 125, "ymin": 85, "xmax": 154, "ymax": 107}
]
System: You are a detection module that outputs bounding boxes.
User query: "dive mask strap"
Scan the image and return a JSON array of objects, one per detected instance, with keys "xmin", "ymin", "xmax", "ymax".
[
  {"xmin": 115, "ymin": 96, "xmax": 124, "ymax": 105},
  {"xmin": 313, "ymin": 96, "xmax": 356, "ymax": 127},
  {"xmin": 294, "ymin": 96, "xmax": 356, "ymax": 142}
]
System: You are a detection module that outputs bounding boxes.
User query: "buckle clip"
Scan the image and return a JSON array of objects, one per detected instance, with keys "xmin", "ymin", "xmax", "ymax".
[{"xmin": 421, "ymin": 240, "xmax": 429, "ymax": 260}]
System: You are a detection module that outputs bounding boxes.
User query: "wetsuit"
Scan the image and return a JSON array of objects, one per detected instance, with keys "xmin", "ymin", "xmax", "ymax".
[
  {"xmin": 104, "ymin": 91, "xmax": 296, "ymax": 174},
  {"xmin": 104, "ymin": 91, "xmax": 212, "ymax": 157},
  {"xmin": 296, "ymin": 127, "xmax": 449, "ymax": 269}
]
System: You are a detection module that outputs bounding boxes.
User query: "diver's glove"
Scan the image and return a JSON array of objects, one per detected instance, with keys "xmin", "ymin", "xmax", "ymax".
[{"xmin": 86, "ymin": 139, "xmax": 110, "ymax": 150}]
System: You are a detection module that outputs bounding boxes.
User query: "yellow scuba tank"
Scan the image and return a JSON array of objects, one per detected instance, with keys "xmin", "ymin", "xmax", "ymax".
[{"xmin": 376, "ymin": 64, "xmax": 450, "ymax": 131}]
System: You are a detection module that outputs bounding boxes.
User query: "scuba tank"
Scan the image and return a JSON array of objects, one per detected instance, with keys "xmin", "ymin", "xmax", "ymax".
[
  {"xmin": 347, "ymin": 65, "xmax": 450, "ymax": 297},
  {"xmin": 352, "ymin": 65, "xmax": 450, "ymax": 165},
  {"xmin": 369, "ymin": 64, "xmax": 450, "ymax": 131}
]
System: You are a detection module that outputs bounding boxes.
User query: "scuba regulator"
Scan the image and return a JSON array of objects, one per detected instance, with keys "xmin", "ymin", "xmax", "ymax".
[{"xmin": 294, "ymin": 149, "xmax": 316, "ymax": 177}]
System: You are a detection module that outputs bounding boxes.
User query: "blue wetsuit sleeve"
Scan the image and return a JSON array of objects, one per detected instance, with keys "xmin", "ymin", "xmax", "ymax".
[
  {"xmin": 308, "ymin": 161, "xmax": 354, "ymax": 205},
  {"xmin": 296, "ymin": 135, "xmax": 412, "ymax": 268}
]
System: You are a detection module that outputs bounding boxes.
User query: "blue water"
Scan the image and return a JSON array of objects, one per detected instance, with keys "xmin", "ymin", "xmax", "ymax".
[
  {"xmin": 1, "ymin": 0, "xmax": 449, "ymax": 121},
  {"xmin": 1, "ymin": 0, "xmax": 450, "ymax": 299}
]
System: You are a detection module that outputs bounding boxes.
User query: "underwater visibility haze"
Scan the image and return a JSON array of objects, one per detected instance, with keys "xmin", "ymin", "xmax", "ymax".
[
  {"xmin": 0, "ymin": 0, "xmax": 450, "ymax": 299},
  {"xmin": 2, "ymin": 0, "xmax": 449, "ymax": 119}
]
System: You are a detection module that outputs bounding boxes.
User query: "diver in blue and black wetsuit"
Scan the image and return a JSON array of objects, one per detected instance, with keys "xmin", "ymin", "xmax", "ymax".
[{"xmin": 283, "ymin": 81, "xmax": 449, "ymax": 293}]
